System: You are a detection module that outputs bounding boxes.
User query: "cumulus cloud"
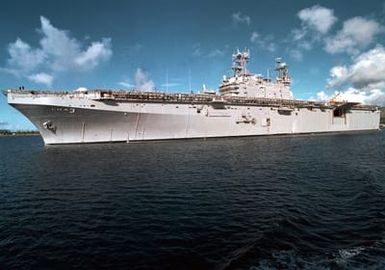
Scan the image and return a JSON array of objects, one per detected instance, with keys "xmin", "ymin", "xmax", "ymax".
[
  {"xmin": 327, "ymin": 66, "xmax": 349, "ymax": 88},
  {"xmin": 315, "ymin": 88, "xmax": 385, "ymax": 106},
  {"xmin": 74, "ymin": 39, "xmax": 112, "ymax": 70},
  {"xmin": 290, "ymin": 7, "xmax": 384, "ymax": 60},
  {"xmin": 250, "ymin": 32, "xmax": 277, "ymax": 52},
  {"xmin": 232, "ymin": 12, "xmax": 251, "ymax": 26},
  {"xmin": 38, "ymin": 16, "xmax": 80, "ymax": 71},
  {"xmin": 325, "ymin": 17, "xmax": 383, "ymax": 54},
  {"xmin": 339, "ymin": 88, "xmax": 385, "ymax": 105},
  {"xmin": 119, "ymin": 69, "xmax": 159, "ymax": 90},
  {"xmin": 39, "ymin": 16, "xmax": 112, "ymax": 71},
  {"xmin": 298, "ymin": 5, "xmax": 337, "ymax": 34},
  {"xmin": 134, "ymin": 68, "xmax": 155, "ymax": 91},
  {"xmin": 291, "ymin": 5, "xmax": 336, "ymax": 44},
  {"xmin": 328, "ymin": 45, "xmax": 385, "ymax": 88},
  {"xmin": 315, "ymin": 90, "xmax": 330, "ymax": 101},
  {"xmin": 28, "ymin": 73, "xmax": 54, "ymax": 87},
  {"xmin": 320, "ymin": 46, "xmax": 385, "ymax": 106},
  {"xmin": 6, "ymin": 38, "xmax": 45, "ymax": 75},
  {"xmin": 287, "ymin": 6, "xmax": 336, "ymax": 61},
  {"xmin": 2, "ymin": 16, "xmax": 112, "ymax": 86}
]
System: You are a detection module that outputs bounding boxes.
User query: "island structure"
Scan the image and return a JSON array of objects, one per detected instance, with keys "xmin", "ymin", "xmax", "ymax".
[{"xmin": 4, "ymin": 50, "xmax": 381, "ymax": 145}]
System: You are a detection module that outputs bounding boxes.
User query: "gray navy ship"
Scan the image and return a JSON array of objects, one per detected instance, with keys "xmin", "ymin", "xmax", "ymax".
[{"xmin": 5, "ymin": 50, "xmax": 381, "ymax": 145}]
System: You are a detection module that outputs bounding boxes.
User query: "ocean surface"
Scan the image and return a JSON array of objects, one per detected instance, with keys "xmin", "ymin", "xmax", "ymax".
[{"xmin": 1, "ymin": 131, "xmax": 385, "ymax": 270}]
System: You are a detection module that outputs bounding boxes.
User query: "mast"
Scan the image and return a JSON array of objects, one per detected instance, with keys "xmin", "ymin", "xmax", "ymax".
[
  {"xmin": 275, "ymin": 58, "xmax": 291, "ymax": 86},
  {"xmin": 232, "ymin": 49, "xmax": 250, "ymax": 77}
]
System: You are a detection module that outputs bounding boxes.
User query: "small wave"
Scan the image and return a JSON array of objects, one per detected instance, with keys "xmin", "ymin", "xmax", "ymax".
[
  {"xmin": 336, "ymin": 247, "xmax": 365, "ymax": 264},
  {"xmin": 2, "ymin": 134, "xmax": 385, "ymax": 269}
]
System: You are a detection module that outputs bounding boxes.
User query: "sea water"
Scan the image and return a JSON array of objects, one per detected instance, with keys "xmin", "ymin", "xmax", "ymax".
[{"xmin": 1, "ymin": 131, "xmax": 385, "ymax": 269}]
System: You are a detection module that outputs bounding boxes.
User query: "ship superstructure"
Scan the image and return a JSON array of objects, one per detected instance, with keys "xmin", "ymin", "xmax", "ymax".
[
  {"xmin": 219, "ymin": 50, "xmax": 292, "ymax": 99},
  {"xmin": 5, "ymin": 50, "xmax": 381, "ymax": 145}
]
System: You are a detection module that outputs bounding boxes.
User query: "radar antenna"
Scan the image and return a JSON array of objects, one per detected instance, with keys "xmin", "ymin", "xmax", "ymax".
[
  {"xmin": 232, "ymin": 49, "xmax": 250, "ymax": 77},
  {"xmin": 275, "ymin": 58, "xmax": 291, "ymax": 86}
]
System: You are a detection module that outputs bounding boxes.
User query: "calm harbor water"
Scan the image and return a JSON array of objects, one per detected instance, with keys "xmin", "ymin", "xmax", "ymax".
[{"xmin": 1, "ymin": 131, "xmax": 385, "ymax": 269}]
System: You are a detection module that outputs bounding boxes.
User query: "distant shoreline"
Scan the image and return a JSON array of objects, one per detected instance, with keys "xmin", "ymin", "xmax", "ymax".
[{"xmin": 0, "ymin": 132, "xmax": 40, "ymax": 137}]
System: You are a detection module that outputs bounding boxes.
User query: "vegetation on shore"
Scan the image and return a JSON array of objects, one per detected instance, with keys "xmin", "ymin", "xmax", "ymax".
[{"xmin": 0, "ymin": 130, "xmax": 40, "ymax": 136}]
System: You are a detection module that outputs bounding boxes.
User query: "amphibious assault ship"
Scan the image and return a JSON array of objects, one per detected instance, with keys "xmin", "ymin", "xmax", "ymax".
[{"xmin": 5, "ymin": 50, "xmax": 380, "ymax": 145}]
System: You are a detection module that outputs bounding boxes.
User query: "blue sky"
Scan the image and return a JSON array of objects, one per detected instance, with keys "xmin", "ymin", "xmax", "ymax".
[{"xmin": 1, "ymin": 0, "xmax": 385, "ymax": 130}]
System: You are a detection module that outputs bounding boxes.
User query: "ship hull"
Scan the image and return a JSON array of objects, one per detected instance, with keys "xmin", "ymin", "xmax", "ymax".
[
  {"xmin": 10, "ymin": 98, "xmax": 380, "ymax": 145},
  {"xmin": 5, "ymin": 50, "xmax": 381, "ymax": 145}
]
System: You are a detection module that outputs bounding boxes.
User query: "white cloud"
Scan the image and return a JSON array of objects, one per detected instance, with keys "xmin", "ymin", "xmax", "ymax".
[
  {"xmin": 2, "ymin": 16, "xmax": 112, "ymax": 86},
  {"xmin": 328, "ymin": 65, "xmax": 349, "ymax": 88},
  {"xmin": 39, "ymin": 16, "xmax": 112, "ymax": 71},
  {"xmin": 325, "ymin": 17, "xmax": 383, "ymax": 54},
  {"xmin": 315, "ymin": 88, "xmax": 385, "ymax": 106},
  {"xmin": 327, "ymin": 45, "xmax": 385, "ymax": 88},
  {"xmin": 6, "ymin": 38, "xmax": 45, "ymax": 76},
  {"xmin": 321, "ymin": 45, "xmax": 385, "ymax": 106},
  {"xmin": 298, "ymin": 5, "xmax": 337, "ymax": 34},
  {"xmin": 250, "ymin": 31, "xmax": 277, "ymax": 52},
  {"xmin": 339, "ymin": 88, "xmax": 385, "ymax": 105},
  {"xmin": 232, "ymin": 12, "xmax": 251, "ymax": 26},
  {"xmin": 134, "ymin": 68, "xmax": 155, "ymax": 91},
  {"xmin": 74, "ymin": 39, "xmax": 112, "ymax": 70},
  {"xmin": 38, "ymin": 16, "xmax": 80, "ymax": 71},
  {"xmin": 287, "ymin": 5, "xmax": 336, "ymax": 62},
  {"xmin": 28, "ymin": 72, "xmax": 54, "ymax": 87},
  {"xmin": 315, "ymin": 90, "xmax": 330, "ymax": 101}
]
